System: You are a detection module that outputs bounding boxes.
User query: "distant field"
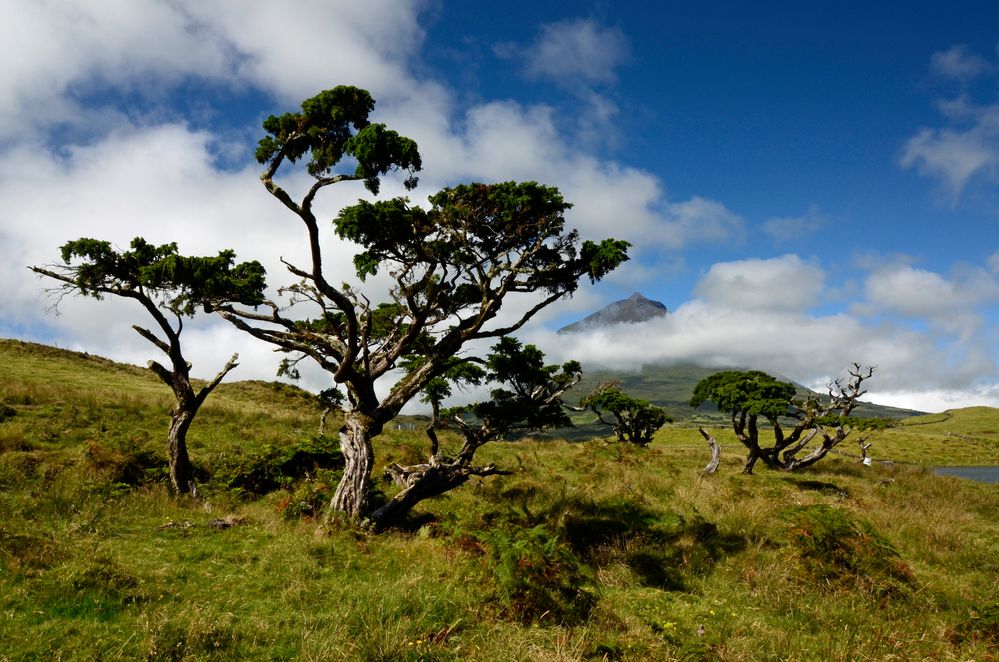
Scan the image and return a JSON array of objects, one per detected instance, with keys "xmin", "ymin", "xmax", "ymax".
[{"xmin": 1, "ymin": 338, "xmax": 997, "ymax": 660}]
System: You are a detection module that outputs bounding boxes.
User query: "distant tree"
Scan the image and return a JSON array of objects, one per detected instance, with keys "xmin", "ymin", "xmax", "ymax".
[
  {"xmin": 689, "ymin": 365, "xmax": 875, "ymax": 474},
  {"xmin": 372, "ymin": 337, "xmax": 581, "ymax": 529},
  {"xmin": 214, "ymin": 86, "xmax": 630, "ymax": 524},
  {"xmin": 31, "ymin": 238, "xmax": 266, "ymax": 495},
  {"xmin": 581, "ymin": 381, "xmax": 670, "ymax": 446}
]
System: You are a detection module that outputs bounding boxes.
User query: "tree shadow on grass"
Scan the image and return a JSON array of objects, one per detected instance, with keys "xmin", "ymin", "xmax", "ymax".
[{"xmin": 559, "ymin": 498, "xmax": 747, "ymax": 591}]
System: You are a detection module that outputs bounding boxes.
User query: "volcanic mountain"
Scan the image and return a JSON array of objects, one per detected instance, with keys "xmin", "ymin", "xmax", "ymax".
[{"xmin": 557, "ymin": 292, "xmax": 668, "ymax": 334}]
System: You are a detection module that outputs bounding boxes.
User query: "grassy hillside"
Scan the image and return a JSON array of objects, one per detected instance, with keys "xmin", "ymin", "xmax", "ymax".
[{"xmin": 1, "ymin": 339, "xmax": 997, "ymax": 660}]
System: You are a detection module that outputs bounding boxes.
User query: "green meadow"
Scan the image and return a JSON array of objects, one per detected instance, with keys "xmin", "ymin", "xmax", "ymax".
[{"xmin": 1, "ymin": 339, "xmax": 997, "ymax": 660}]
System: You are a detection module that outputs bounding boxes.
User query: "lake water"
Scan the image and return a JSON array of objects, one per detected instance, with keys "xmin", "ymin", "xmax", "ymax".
[{"xmin": 932, "ymin": 466, "xmax": 999, "ymax": 483}]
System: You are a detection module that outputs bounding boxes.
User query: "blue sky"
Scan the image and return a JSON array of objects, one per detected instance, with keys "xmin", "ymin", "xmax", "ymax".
[{"xmin": 3, "ymin": 1, "xmax": 999, "ymax": 411}]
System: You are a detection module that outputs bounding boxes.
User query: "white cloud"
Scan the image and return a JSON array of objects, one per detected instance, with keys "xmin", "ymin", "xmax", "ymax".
[
  {"xmin": 862, "ymin": 264, "xmax": 999, "ymax": 317},
  {"xmin": 521, "ymin": 19, "xmax": 630, "ymax": 86},
  {"xmin": 900, "ymin": 124, "xmax": 999, "ymax": 199},
  {"xmin": 929, "ymin": 45, "xmax": 991, "ymax": 81},
  {"xmin": 989, "ymin": 250, "xmax": 999, "ymax": 274},
  {"xmin": 694, "ymin": 255, "xmax": 824, "ymax": 312},
  {"xmin": 901, "ymin": 46, "xmax": 999, "ymax": 200},
  {"xmin": 525, "ymin": 255, "xmax": 999, "ymax": 412}
]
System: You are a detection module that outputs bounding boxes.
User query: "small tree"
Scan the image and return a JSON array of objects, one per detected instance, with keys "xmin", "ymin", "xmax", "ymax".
[
  {"xmin": 371, "ymin": 337, "xmax": 581, "ymax": 529},
  {"xmin": 31, "ymin": 237, "xmax": 266, "ymax": 494},
  {"xmin": 690, "ymin": 365, "xmax": 875, "ymax": 474},
  {"xmin": 215, "ymin": 86, "xmax": 630, "ymax": 523},
  {"xmin": 581, "ymin": 381, "xmax": 670, "ymax": 446}
]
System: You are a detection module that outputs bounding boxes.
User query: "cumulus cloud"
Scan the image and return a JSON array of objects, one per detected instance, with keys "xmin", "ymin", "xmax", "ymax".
[
  {"xmin": 520, "ymin": 19, "xmax": 630, "ymax": 86},
  {"xmin": 523, "ymin": 254, "xmax": 999, "ymax": 413},
  {"xmin": 989, "ymin": 249, "xmax": 999, "ymax": 274},
  {"xmin": 900, "ymin": 124, "xmax": 999, "ymax": 199},
  {"xmin": 862, "ymin": 264, "xmax": 999, "ymax": 319},
  {"xmin": 694, "ymin": 255, "xmax": 824, "ymax": 312}
]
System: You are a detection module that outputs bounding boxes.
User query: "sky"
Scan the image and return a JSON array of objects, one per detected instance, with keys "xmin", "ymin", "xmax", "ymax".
[{"xmin": 3, "ymin": 0, "xmax": 999, "ymax": 412}]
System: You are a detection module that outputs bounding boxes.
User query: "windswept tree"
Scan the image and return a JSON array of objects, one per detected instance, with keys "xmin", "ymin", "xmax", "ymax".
[
  {"xmin": 690, "ymin": 365, "xmax": 875, "ymax": 474},
  {"xmin": 581, "ymin": 381, "xmax": 670, "ymax": 446},
  {"xmin": 215, "ymin": 86, "xmax": 630, "ymax": 523},
  {"xmin": 31, "ymin": 238, "xmax": 266, "ymax": 494},
  {"xmin": 371, "ymin": 337, "xmax": 582, "ymax": 529}
]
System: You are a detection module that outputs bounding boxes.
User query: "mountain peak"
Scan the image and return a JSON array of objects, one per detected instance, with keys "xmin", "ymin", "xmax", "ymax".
[{"xmin": 557, "ymin": 292, "xmax": 668, "ymax": 334}]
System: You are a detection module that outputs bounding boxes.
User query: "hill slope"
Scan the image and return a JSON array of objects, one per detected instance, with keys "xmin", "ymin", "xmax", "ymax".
[{"xmin": 1, "ymin": 338, "xmax": 997, "ymax": 660}]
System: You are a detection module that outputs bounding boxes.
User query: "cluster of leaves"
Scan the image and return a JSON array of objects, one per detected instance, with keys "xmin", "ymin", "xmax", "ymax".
[
  {"xmin": 689, "ymin": 370, "xmax": 796, "ymax": 419},
  {"xmin": 255, "ymin": 86, "xmax": 421, "ymax": 192},
  {"xmin": 582, "ymin": 382, "xmax": 670, "ymax": 446},
  {"xmin": 57, "ymin": 237, "xmax": 266, "ymax": 314},
  {"xmin": 448, "ymin": 337, "xmax": 581, "ymax": 435}
]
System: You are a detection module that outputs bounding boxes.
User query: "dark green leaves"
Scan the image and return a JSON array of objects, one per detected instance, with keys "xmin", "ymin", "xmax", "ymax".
[
  {"xmin": 449, "ymin": 337, "xmax": 581, "ymax": 434},
  {"xmin": 582, "ymin": 384, "xmax": 670, "ymax": 445},
  {"xmin": 690, "ymin": 370, "xmax": 797, "ymax": 420},
  {"xmin": 256, "ymin": 86, "xmax": 421, "ymax": 193},
  {"xmin": 57, "ymin": 237, "xmax": 266, "ymax": 316}
]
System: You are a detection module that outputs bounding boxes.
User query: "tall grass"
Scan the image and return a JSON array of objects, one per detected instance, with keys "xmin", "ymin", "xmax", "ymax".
[{"xmin": 1, "ymin": 339, "xmax": 997, "ymax": 660}]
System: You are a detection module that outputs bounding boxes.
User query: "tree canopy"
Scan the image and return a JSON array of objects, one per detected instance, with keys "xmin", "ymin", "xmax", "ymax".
[
  {"xmin": 31, "ymin": 237, "xmax": 266, "ymax": 494},
  {"xmin": 691, "ymin": 366, "xmax": 876, "ymax": 473},
  {"xmin": 372, "ymin": 337, "xmax": 583, "ymax": 528},
  {"xmin": 582, "ymin": 381, "xmax": 671, "ymax": 446},
  {"xmin": 213, "ymin": 85, "xmax": 630, "ymax": 522}
]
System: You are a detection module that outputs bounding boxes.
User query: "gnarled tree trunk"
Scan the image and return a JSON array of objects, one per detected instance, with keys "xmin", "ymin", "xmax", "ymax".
[
  {"xmin": 330, "ymin": 412, "xmax": 379, "ymax": 520},
  {"xmin": 167, "ymin": 408, "xmax": 197, "ymax": 496},
  {"xmin": 368, "ymin": 454, "xmax": 508, "ymax": 531}
]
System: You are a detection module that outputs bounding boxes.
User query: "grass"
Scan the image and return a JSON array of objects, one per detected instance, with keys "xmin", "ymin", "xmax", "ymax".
[{"xmin": 1, "ymin": 338, "xmax": 997, "ymax": 660}]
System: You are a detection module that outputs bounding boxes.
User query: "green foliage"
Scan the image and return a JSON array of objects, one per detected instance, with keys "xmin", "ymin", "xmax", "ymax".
[
  {"xmin": 334, "ymin": 181, "xmax": 629, "ymax": 288},
  {"xmin": 582, "ymin": 383, "xmax": 671, "ymax": 445},
  {"xmin": 256, "ymin": 85, "xmax": 421, "ymax": 192},
  {"xmin": 689, "ymin": 370, "xmax": 796, "ymax": 419},
  {"xmin": 211, "ymin": 436, "xmax": 343, "ymax": 496},
  {"xmin": 783, "ymin": 504, "xmax": 915, "ymax": 597},
  {"xmin": 276, "ymin": 472, "xmax": 336, "ymax": 521},
  {"xmin": 82, "ymin": 439, "xmax": 168, "ymax": 486},
  {"xmin": 445, "ymin": 337, "xmax": 581, "ymax": 434},
  {"xmin": 476, "ymin": 524, "xmax": 597, "ymax": 625},
  {"xmin": 56, "ymin": 237, "xmax": 266, "ymax": 315}
]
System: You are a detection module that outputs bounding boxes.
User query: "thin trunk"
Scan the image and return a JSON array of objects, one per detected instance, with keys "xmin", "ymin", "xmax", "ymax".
[
  {"xmin": 167, "ymin": 408, "xmax": 197, "ymax": 496},
  {"xmin": 698, "ymin": 427, "xmax": 721, "ymax": 474},
  {"xmin": 330, "ymin": 411, "xmax": 378, "ymax": 520}
]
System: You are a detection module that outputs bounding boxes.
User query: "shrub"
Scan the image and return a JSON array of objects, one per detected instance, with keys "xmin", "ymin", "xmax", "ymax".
[
  {"xmin": 82, "ymin": 439, "xmax": 168, "ymax": 486},
  {"xmin": 276, "ymin": 472, "xmax": 336, "ymax": 520},
  {"xmin": 211, "ymin": 436, "xmax": 343, "ymax": 496},
  {"xmin": 783, "ymin": 504, "xmax": 915, "ymax": 598},
  {"xmin": 476, "ymin": 524, "xmax": 597, "ymax": 625}
]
